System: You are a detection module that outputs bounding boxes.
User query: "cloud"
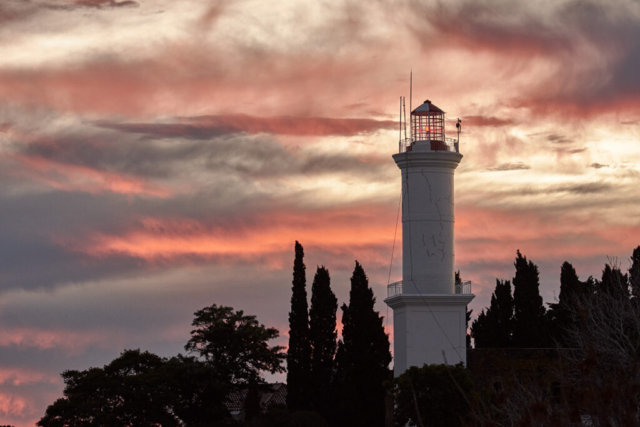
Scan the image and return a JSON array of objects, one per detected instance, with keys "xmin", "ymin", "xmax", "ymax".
[
  {"xmin": 53, "ymin": 207, "xmax": 399, "ymax": 263},
  {"xmin": 12, "ymin": 153, "xmax": 172, "ymax": 197},
  {"xmin": 407, "ymin": 1, "xmax": 575, "ymax": 57},
  {"xmin": 486, "ymin": 162, "xmax": 530, "ymax": 172},
  {"xmin": 0, "ymin": 393, "xmax": 27, "ymax": 417},
  {"xmin": 405, "ymin": 0, "xmax": 640, "ymax": 117},
  {"xmin": 71, "ymin": 0, "xmax": 139, "ymax": 8},
  {"xmin": 42, "ymin": 0, "xmax": 139, "ymax": 10},
  {"xmin": 590, "ymin": 162, "xmax": 609, "ymax": 169},
  {"xmin": 554, "ymin": 147, "xmax": 587, "ymax": 155},
  {"xmin": 0, "ymin": 4, "xmax": 37, "ymax": 25},
  {"xmin": 98, "ymin": 115, "xmax": 398, "ymax": 138},
  {"xmin": 461, "ymin": 116, "xmax": 514, "ymax": 127},
  {"xmin": 546, "ymin": 133, "xmax": 573, "ymax": 144},
  {"xmin": 554, "ymin": 182, "xmax": 612, "ymax": 194},
  {"xmin": 8, "ymin": 122, "xmax": 393, "ymax": 189},
  {"xmin": 0, "ymin": 368, "xmax": 58, "ymax": 387}
]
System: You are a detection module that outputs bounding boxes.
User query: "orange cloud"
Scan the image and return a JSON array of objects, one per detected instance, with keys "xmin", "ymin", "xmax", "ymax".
[{"xmin": 54, "ymin": 209, "xmax": 397, "ymax": 262}]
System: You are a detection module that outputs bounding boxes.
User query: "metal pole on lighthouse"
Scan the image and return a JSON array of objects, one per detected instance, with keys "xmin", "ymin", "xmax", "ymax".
[{"xmin": 385, "ymin": 97, "xmax": 474, "ymax": 377}]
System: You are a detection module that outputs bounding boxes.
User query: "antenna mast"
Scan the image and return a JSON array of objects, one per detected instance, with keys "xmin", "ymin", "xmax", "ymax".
[
  {"xmin": 403, "ymin": 97, "xmax": 407, "ymax": 142},
  {"xmin": 410, "ymin": 70, "xmax": 412, "ymax": 138},
  {"xmin": 399, "ymin": 97, "xmax": 402, "ymax": 153}
]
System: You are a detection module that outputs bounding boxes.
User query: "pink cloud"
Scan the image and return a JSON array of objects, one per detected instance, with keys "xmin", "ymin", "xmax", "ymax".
[
  {"xmin": 0, "ymin": 393, "xmax": 28, "ymax": 417},
  {"xmin": 0, "ymin": 326, "xmax": 118, "ymax": 353},
  {"xmin": 456, "ymin": 206, "xmax": 640, "ymax": 264},
  {"xmin": 0, "ymin": 368, "xmax": 58, "ymax": 386}
]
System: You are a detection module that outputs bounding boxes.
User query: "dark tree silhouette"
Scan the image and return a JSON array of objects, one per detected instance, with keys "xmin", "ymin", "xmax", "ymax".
[
  {"xmin": 511, "ymin": 251, "xmax": 550, "ymax": 348},
  {"xmin": 185, "ymin": 304, "xmax": 285, "ymax": 384},
  {"xmin": 286, "ymin": 241, "xmax": 312, "ymax": 411},
  {"xmin": 309, "ymin": 266, "xmax": 338, "ymax": 420},
  {"xmin": 547, "ymin": 262, "xmax": 594, "ymax": 346},
  {"xmin": 334, "ymin": 261, "xmax": 391, "ymax": 427},
  {"xmin": 599, "ymin": 263, "xmax": 630, "ymax": 298},
  {"xmin": 466, "ymin": 308, "xmax": 473, "ymax": 349},
  {"xmin": 244, "ymin": 375, "xmax": 262, "ymax": 422},
  {"xmin": 477, "ymin": 250, "xmax": 640, "ymax": 426},
  {"xmin": 630, "ymin": 246, "xmax": 640, "ymax": 300},
  {"xmin": 394, "ymin": 363, "xmax": 473, "ymax": 427},
  {"xmin": 37, "ymin": 350, "xmax": 231, "ymax": 427},
  {"xmin": 471, "ymin": 279, "xmax": 513, "ymax": 348}
]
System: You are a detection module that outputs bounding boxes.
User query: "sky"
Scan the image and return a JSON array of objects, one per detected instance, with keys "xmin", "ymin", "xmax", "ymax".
[{"xmin": 1, "ymin": 0, "xmax": 640, "ymax": 424}]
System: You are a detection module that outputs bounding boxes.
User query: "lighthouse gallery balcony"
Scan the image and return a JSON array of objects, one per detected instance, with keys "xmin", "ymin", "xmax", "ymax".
[{"xmin": 387, "ymin": 280, "xmax": 472, "ymax": 298}]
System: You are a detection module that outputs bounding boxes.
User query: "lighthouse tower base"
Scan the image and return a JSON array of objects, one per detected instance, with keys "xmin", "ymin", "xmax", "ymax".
[{"xmin": 385, "ymin": 294, "xmax": 474, "ymax": 377}]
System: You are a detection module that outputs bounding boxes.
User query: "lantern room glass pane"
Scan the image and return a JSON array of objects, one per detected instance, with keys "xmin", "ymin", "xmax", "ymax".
[{"xmin": 411, "ymin": 112, "xmax": 445, "ymax": 142}]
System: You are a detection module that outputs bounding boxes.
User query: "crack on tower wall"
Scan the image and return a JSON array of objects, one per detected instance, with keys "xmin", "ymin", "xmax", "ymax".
[
  {"xmin": 421, "ymin": 168, "xmax": 448, "ymax": 264},
  {"xmin": 421, "ymin": 170, "xmax": 433, "ymax": 203}
]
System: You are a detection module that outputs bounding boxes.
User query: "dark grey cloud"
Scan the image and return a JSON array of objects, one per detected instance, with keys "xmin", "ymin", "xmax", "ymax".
[
  {"xmin": 18, "ymin": 127, "xmax": 393, "ymax": 181},
  {"xmin": 0, "ymin": 190, "xmax": 145, "ymax": 291},
  {"xmin": 590, "ymin": 162, "xmax": 609, "ymax": 169},
  {"xmin": 0, "ymin": 122, "xmax": 395, "ymax": 293},
  {"xmin": 554, "ymin": 182, "xmax": 613, "ymax": 194},
  {"xmin": 546, "ymin": 133, "xmax": 573, "ymax": 144},
  {"xmin": 97, "ymin": 114, "xmax": 398, "ymax": 138},
  {"xmin": 43, "ymin": 0, "xmax": 139, "ymax": 11},
  {"xmin": 555, "ymin": 147, "xmax": 587, "ymax": 154},
  {"xmin": 408, "ymin": 0, "xmax": 640, "ymax": 115},
  {"xmin": 72, "ymin": 0, "xmax": 139, "ymax": 8},
  {"xmin": 509, "ymin": 182, "xmax": 613, "ymax": 197},
  {"xmin": 486, "ymin": 162, "xmax": 530, "ymax": 172}
]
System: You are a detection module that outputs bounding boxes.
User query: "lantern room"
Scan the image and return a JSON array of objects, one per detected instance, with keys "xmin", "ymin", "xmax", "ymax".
[
  {"xmin": 400, "ymin": 99, "xmax": 460, "ymax": 153},
  {"xmin": 412, "ymin": 99, "xmax": 445, "ymax": 142}
]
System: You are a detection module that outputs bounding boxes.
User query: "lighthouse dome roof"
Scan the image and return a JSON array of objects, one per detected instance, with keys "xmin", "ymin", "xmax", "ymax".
[{"xmin": 412, "ymin": 100, "xmax": 444, "ymax": 116}]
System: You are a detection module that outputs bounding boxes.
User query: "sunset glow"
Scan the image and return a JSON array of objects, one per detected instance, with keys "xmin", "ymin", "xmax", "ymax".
[{"xmin": 1, "ymin": 0, "xmax": 640, "ymax": 425}]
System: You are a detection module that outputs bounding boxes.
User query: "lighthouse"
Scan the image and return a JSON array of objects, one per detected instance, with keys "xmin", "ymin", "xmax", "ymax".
[{"xmin": 385, "ymin": 99, "xmax": 474, "ymax": 377}]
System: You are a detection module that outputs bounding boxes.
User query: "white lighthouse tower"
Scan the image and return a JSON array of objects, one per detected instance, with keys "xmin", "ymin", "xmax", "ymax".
[{"xmin": 385, "ymin": 99, "xmax": 474, "ymax": 377}]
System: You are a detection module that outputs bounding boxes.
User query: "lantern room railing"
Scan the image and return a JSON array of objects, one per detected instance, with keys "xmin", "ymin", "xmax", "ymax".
[{"xmin": 399, "ymin": 137, "xmax": 459, "ymax": 154}]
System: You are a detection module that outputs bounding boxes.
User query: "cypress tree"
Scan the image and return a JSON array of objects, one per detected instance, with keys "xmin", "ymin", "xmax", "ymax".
[
  {"xmin": 334, "ymin": 261, "xmax": 391, "ymax": 427},
  {"xmin": 309, "ymin": 266, "xmax": 338, "ymax": 420},
  {"xmin": 466, "ymin": 309, "xmax": 473, "ymax": 349},
  {"xmin": 511, "ymin": 251, "xmax": 550, "ymax": 348},
  {"xmin": 470, "ymin": 309, "xmax": 489, "ymax": 348},
  {"xmin": 547, "ymin": 262, "xmax": 594, "ymax": 346},
  {"xmin": 630, "ymin": 246, "xmax": 640, "ymax": 300},
  {"xmin": 599, "ymin": 263, "xmax": 629, "ymax": 298},
  {"xmin": 558, "ymin": 262, "xmax": 582, "ymax": 304},
  {"xmin": 489, "ymin": 279, "xmax": 514, "ymax": 347},
  {"xmin": 471, "ymin": 279, "xmax": 513, "ymax": 348},
  {"xmin": 286, "ymin": 241, "xmax": 312, "ymax": 411}
]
